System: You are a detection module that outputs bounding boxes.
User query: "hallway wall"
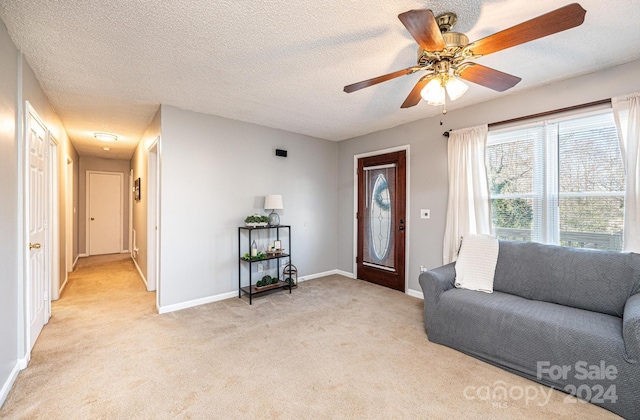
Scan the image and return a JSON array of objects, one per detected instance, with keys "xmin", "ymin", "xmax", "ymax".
[
  {"xmin": 130, "ymin": 107, "xmax": 161, "ymax": 285},
  {"xmin": 22, "ymin": 56, "xmax": 79, "ymax": 298},
  {"xmin": 0, "ymin": 18, "xmax": 20, "ymax": 408},
  {"xmin": 0, "ymin": 18, "xmax": 78, "ymax": 407}
]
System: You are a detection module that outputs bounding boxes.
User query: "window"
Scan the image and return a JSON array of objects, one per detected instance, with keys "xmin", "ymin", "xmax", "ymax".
[{"xmin": 486, "ymin": 109, "xmax": 625, "ymax": 251}]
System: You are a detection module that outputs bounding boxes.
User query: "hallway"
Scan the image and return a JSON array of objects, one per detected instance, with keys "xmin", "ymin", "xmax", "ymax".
[{"xmin": 0, "ymin": 255, "xmax": 156, "ymax": 418}]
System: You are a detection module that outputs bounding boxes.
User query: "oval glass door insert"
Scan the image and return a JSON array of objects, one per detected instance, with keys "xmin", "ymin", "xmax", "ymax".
[{"xmin": 370, "ymin": 173, "xmax": 391, "ymax": 261}]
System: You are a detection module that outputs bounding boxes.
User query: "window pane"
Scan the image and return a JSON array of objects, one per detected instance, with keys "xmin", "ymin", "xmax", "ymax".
[
  {"xmin": 559, "ymin": 114, "xmax": 624, "ymax": 193},
  {"xmin": 492, "ymin": 198, "xmax": 533, "ymax": 242},
  {"xmin": 486, "ymin": 135, "xmax": 534, "ymax": 196},
  {"xmin": 559, "ymin": 196, "xmax": 624, "ymax": 251},
  {"xmin": 557, "ymin": 112, "xmax": 625, "ymax": 251}
]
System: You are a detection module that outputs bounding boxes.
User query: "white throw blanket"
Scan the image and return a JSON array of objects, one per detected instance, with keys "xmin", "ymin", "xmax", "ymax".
[{"xmin": 454, "ymin": 234, "xmax": 499, "ymax": 293}]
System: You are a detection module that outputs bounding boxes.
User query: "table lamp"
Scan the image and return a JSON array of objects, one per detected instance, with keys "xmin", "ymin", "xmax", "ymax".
[{"xmin": 264, "ymin": 194, "xmax": 283, "ymax": 226}]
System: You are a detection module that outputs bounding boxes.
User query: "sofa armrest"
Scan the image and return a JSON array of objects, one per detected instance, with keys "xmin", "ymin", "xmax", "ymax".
[
  {"xmin": 419, "ymin": 263, "xmax": 456, "ymax": 304},
  {"xmin": 623, "ymin": 293, "xmax": 640, "ymax": 363},
  {"xmin": 419, "ymin": 263, "xmax": 456, "ymax": 340}
]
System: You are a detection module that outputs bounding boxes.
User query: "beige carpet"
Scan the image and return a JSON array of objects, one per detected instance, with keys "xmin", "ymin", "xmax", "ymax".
[{"xmin": 0, "ymin": 255, "xmax": 617, "ymax": 419}]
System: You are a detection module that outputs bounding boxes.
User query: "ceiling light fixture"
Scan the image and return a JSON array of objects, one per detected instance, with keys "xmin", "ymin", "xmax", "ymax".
[
  {"xmin": 94, "ymin": 132, "xmax": 118, "ymax": 142},
  {"xmin": 419, "ymin": 60, "xmax": 469, "ymax": 112}
]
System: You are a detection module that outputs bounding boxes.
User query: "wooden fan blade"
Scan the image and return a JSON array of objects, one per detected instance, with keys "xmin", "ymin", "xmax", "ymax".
[
  {"xmin": 401, "ymin": 77, "xmax": 431, "ymax": 108},
  {"xmin": 344, "ymin": 67, "xmax": 420, "ymax": 93},
  {"xmin": 458, "ymin": 64, "xmax": 521, "ymax": 92},
  {"xmin": 398, "ymin": 9, "xmax": 445, "ymax": 52},
  {"xmin": 469, "ymin": 3, "xmax": 586, "ymax": 56}
]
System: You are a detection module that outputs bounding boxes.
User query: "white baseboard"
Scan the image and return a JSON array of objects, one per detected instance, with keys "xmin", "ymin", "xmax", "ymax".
[
  {"xmin": 78, "ymin": 253, "xmax": 88, "ymax": 258},
  {"xmin": 59, "ymin": 275, "xmax": 69, "ymax": 296},
  {"xmin": 158, "ymin": 291, "xmax": 238, "ymax": 314},
  {"xmin": 120, "ymin": 249, "xmax": 129, "ymax": 254},
  {"xmin": 131, "ymin": 256, "xmax": 147, "ymax": 288},
  {"xmin": 334, "ymin": 269, "xmax": 355, "ymax": 279},
  {"xmin": 299, "ymin": 269, "xmax": 355, "ymax": 282},
  {"xmin": 407, "ymin": 288, "xmax": 424, "ymax": 300},
  {"xmin": 72, "ymin": 254, "xmax": 79, "ymax": 269},
  {"xmin": 0, "ymin": 356, "xmax": 27, "ymax": 408}
]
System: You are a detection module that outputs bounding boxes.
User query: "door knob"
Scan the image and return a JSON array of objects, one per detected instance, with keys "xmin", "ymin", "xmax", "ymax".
[
  {"xmin": 91, "ymin": 217, "xmax": 95, "ymax": 221},
  {"xmin": 29, "ymin": 243, "xmax": 41, "ymax": 250}
]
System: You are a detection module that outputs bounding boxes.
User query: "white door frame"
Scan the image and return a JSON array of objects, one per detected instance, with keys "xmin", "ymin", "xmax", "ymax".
[
  {"xmin": 22, "ymin": 101, "xmax": 56, "ymax": 357},
  {"xmin": 353, "ymin": 145, "xmax": 410, "ymax": 293},
  {"xmin": 85, "ymin": 170, "xmax": 124, "ymax": 255},
  {"xmin": 147, "ymin": 138, "xmax": 159, "ymax": 292},
  {"xmin": 48, "ymin": 135, "xmax": 60, "ymax": 305},
  {"xmin": 65, "ymin": 155, "xmax": 73, "ymax": 275}
]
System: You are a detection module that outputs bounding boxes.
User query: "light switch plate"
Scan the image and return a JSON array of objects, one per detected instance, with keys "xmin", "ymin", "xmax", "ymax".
[{"xmin": 421, "ymin": 209, "xmax": 431, "ymax": 219}]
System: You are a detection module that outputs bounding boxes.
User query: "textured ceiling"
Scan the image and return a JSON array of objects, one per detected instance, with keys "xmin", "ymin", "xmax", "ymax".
[{"xmin": 1, "ymin": 1, "xmax": 640, "ymax": 159}]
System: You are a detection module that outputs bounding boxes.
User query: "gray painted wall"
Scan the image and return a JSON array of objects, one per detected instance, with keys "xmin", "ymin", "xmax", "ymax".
[
  {"xmin": 78, "ymin": 157, "xmax": 131, "ymax": 254},
  {"xmin": 337, "ymin": 59, "xmax": 640, "ymax": 294},
  {"xmin": 159, "ymin": 105, "xmax": 338, "ymax": 308},
  {"xmin": 130, "ymin": 107, "xmax": 161, "ymax": 282},
  {"xmin": 0, "ymin": 19, "xmax": 20, "ymax": 405}
]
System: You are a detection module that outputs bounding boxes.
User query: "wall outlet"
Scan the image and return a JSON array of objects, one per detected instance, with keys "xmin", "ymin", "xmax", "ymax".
[
  {"xmin": 420, "ymin": 209, "xmax": 431, "ymax": 219},
  {"xmin": 257, "ymin": 263, "xmax": 264, "ymax": 273},
  {"xmin": 420, "ymin": 265, "xmax": 427, "ymax": 273}
]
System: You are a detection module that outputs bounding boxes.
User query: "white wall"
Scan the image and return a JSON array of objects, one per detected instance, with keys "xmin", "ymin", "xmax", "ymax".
[
  {"xmin": 158, "ymin": 105, "xmax": 338, "ymax": 309},
  {"xmin": 337, "ymin": 59, "xmax": 640, "ymax": 295},
  {"xmin": 0, "ymin": 19, "xmax": 20, "ymax": 408}
]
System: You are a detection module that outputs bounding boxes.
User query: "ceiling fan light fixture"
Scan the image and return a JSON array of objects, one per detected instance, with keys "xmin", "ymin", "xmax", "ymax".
[
  {"xmin": 420, "ymin": 78, "xmax": 446, "ymax": 105},
  {"xmin": 445, "ymin": 76, "xmax": 469, "ymax": 101},
  {"xmin": 94, "ymin": 132, "xmax": 118, "ymax": 142}
]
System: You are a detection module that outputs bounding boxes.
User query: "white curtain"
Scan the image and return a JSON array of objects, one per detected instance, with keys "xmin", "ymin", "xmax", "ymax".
[
  {"xmin": 612, "ymin": 93, "xmax": 640, "ymax": 253},
  {"xmin": 443, "ymin": 125, "xmax": 492, "ymax": 263}
]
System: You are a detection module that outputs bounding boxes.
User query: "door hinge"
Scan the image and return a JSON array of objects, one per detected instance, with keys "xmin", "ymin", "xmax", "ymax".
[
  {"xmin": 44, "ymin": 291, "xmax": 48, "ymax": 301},
  {"xmin": 356, "ymin": 212, "xmax": 358, "ymax": 219},
  {"xmin": 355, "ymin": 256, "xmax": 359, "ymax": 263}
]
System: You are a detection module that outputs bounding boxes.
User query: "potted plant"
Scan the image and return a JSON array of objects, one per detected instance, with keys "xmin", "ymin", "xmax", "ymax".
[{"xmin": 244, "ymin": 214, "xmax": 269, "ymax": 227}]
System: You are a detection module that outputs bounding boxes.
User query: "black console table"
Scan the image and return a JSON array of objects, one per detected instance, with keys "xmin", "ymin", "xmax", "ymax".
[{"xmin": 238, "ymin": 225, "xmax": 292, "ymax": 304}]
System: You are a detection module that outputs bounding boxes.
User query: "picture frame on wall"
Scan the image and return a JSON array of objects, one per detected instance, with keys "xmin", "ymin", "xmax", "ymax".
[{"xmin": 134, "ymin": 177, "xmax": 141, "ymax": 201}]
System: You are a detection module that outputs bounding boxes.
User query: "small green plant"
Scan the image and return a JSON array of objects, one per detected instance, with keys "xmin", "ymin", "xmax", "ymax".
[
  {"xmin": 285, "ymin": 277, "xmax": 295, "ymax": 287},
  {"xmin": 242, "ymin": 252, "xmax": 266, "ymax": 261},
  {"xmin": 257, "ymin": 275, "xmax": 272, "ymax": 287},
  {"xmin": 245, "ymin": 215, "xmax": 269, "ymax": 224}
]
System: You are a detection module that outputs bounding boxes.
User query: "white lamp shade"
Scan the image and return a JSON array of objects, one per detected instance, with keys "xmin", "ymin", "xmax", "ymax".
[
  {"xmin": 445, "ymin": 77, "xmax": 469, "ymax": 101},
  {"xmin": 264, "ymin": 194, "xmax": 283, "ymax": 210},
  {"xmin": 420, "ymin": 78, "xmax": 445, "ymax": 105}
]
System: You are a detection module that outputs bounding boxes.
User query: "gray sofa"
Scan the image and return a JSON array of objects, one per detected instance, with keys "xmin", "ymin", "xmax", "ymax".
[{"xmin": 419, "ymin": 241, "xmax": 640, "ymax": 419}]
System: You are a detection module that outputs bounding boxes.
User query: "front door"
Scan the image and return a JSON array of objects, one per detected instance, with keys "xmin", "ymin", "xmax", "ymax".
[
  {"xmin": 357, "ymin": 151, "xmax": 406, "ymax": 291},
  {"xmin": 88, "ymin": 172, "xmax": 122, "ymax": 255},
  {"xmin": 27, "ymin": 107, "xmax": 48, "ymax": 350}
]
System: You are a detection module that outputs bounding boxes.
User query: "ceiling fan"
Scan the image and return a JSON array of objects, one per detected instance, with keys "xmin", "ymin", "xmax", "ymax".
[{"xmin": 344, "ymin": 3, "xmax": 586, "ymax": 111}]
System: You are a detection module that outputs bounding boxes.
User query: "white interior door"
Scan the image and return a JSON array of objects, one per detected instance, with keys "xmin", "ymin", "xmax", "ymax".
[
  {"xmin": 88, "ymin": 172, "xmax": 122, "ymax": 255},
  {"xmin": 27, "ymin": 107, "xmax": 48, "ymax": 350}
]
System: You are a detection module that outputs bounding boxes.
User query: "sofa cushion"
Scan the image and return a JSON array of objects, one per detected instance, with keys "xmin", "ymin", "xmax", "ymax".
[{"xmin": 492, "ymin": 241, "xmax": 640, "ymax": 317}]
